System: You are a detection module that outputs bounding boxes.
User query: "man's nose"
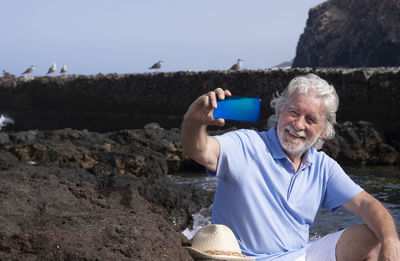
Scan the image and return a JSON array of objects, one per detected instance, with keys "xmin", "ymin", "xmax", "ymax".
[{"xmin": 293, "ymin": 117, "xmax": 305, "ymax": 130}]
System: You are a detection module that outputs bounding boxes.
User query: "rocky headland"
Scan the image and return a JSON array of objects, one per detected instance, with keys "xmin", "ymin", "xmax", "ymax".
[{"xmin": 293, "ymin": 0, "xmax": 400, "ymax": 67}]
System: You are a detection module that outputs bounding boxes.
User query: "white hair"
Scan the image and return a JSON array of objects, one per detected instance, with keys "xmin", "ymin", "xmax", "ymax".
[{"xmin": 267, "ymin": 73, "xmax": 339, "ymax": 149}]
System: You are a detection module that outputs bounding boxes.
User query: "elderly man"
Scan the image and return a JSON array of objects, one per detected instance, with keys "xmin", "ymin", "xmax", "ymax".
[{"xmin": 181, "ymin": 74, "xmax": 400, "ymax": 260}]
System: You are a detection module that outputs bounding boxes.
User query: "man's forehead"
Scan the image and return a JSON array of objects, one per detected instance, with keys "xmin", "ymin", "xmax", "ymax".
[{"xmin": 286, "ymin": 98, "xmax": 325, "ymax": 118}]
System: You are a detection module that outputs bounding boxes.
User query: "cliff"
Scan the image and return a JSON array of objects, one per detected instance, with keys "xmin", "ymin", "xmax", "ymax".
[{"xmin": 293, "ymin": 0, "xmax": 400, "ymax": 67}]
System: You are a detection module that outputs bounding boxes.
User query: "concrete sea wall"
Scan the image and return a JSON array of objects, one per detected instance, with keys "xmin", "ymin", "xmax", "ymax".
[{"xmin": 1, "ymin": 68, "xmax": 400, "ymax": 147}]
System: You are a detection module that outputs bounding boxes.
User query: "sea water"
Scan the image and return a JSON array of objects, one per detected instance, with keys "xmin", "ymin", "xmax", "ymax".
[{"xmin": 173, "ymin": 166, "xmax": 400, "ymax": 240}]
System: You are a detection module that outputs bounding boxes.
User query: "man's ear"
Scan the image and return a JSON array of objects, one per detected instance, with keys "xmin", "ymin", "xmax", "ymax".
[{"xmin": 318, "ymin": 125, "xmax": 328, "ymax": 139}]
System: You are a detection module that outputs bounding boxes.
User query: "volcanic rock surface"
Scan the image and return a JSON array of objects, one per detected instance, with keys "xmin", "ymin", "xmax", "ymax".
[
  {"xmin": 293, "ymin": 0, "xmax": 400, "ymax": 67},
  {"xmin": 0, "ymin": 120, "xmax": 398, "ymax": 259}
]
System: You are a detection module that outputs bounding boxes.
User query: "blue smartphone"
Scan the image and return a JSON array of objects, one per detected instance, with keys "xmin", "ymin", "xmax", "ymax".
[{"xmin": 213, "ymin": 96, "xmax": 261, "ymax": 122}]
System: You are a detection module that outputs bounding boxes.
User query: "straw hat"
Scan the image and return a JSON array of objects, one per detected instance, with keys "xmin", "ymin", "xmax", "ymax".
[{"xmin": 185, "ymin": 224, "xmax": 255, "ymax": 260}]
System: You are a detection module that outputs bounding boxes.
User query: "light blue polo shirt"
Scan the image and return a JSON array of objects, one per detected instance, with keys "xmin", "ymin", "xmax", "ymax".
[{"xmin": 209, "ymin": 128, "xmax": 363, "ymax": 261}]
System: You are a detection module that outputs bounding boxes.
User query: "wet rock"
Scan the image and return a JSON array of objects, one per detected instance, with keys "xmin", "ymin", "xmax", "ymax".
[{"xmin": 139, "ymin": 176, "xmax": 214, "ymax": 231}]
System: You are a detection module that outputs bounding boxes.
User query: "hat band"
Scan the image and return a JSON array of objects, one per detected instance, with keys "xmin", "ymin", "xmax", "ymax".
[{"xmin": 205, "ymin": 250, "xmax": 246, "ymax": 257}]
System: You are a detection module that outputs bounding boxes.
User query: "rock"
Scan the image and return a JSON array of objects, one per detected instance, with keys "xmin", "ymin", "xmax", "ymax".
[
  {"xmin": 322, "ymin": 121, "xmax": 400, "ymax": 165},
  {"xmin": 0, "ymin": 133, "xmax": 10, "ymax": 145},
  {"xmin": 0, "ymin": 121, "xmax": 398, "ymax": 259},
  {"xmin": 0, "ymin": 165, "xmax": 193, "ymax": 260},
  {"xmin": 0, "ymin": 150, "xmax": 18, "ymax": 170},
  {"xmin": 293, "ymin": 0, "xmax": 400, "ymax": 67},
  {"xmin": 0, "ymin": 126, "xmax": 215, "ymax": 260},
  {"xmin": 12, "ymin": 130, "xmax": 38, "ymax": 143},
  {"xmin": 138, "ymin": 175, "xmax": 214, "ymax": 231}
]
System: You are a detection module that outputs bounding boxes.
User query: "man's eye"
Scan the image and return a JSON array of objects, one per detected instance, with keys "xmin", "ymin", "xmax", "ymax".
[{"xmin": 306, "ymin": 117, "xmax": 316, "ymax": 124}]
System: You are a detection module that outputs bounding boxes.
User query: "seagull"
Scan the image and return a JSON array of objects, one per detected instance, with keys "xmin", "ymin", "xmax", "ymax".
[
  {"xmin": 0, "ymin": 115, "xmax": 14, "ymax": 130},
  {"xmin": 229, "ymin": 59, "xmax": 243, "ymax": 71},
  {"xmin": 149, "ymin": 60, "xmax": 164, "ymax": 70},
  {"xmin": 2, "ymin": 69, "xmax": 12, "ymax": 78},
  {"xmin": 47, "ymin": 62, "xmax": 57, "ymax": 75},
  {"xmin": 60, "ymin": 64, "xmax": 67, "ymax": 74},
  {"xmin": 22, "ymin": 65, "xmax": 35, "ymax": 75}
]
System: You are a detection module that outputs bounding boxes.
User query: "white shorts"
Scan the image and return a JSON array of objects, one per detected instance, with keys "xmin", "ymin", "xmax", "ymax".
[{"xmin": 303, "ymin": 229, "xmax": 346, "ymax": 261}]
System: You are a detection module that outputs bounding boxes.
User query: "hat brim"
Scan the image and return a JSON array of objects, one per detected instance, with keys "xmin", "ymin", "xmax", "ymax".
[{"xmin": 185, "ymin": 247, "xmax": 255, "ymax": 261}]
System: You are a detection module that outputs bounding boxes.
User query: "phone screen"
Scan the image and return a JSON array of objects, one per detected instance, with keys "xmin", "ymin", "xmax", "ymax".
[{"xmin": 213, "ymin": 96, "xmax": 261, "ymax": 122}]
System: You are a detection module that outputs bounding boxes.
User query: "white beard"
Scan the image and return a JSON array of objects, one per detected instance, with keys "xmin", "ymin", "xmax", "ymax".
[{"xmin": 277, "ymin": 125, "xmax": 320, "ymax": 157}]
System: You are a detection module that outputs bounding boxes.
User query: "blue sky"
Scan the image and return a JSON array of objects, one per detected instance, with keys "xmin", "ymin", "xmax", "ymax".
[{"xmin": 1, "ymin": 0, "xmax": 326, "ymax": 76}]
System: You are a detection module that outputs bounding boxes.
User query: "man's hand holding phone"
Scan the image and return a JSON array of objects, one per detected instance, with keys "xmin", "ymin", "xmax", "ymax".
[
  {"xmin": 184, "ymin": 88, "xmax": 261, "ymax": 127},
  {"xmin": 184, "ymin": 88, "xmax": 232, "ymax": 127},
  {"xmin": 182, "ymin": 88, "xmax": 259, "ymax": 170}
]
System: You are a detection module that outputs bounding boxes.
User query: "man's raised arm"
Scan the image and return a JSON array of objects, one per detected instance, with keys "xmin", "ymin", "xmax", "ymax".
[{"xmin": 181, "ymin": 88, "xmax": 231, "ymax": 171}]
